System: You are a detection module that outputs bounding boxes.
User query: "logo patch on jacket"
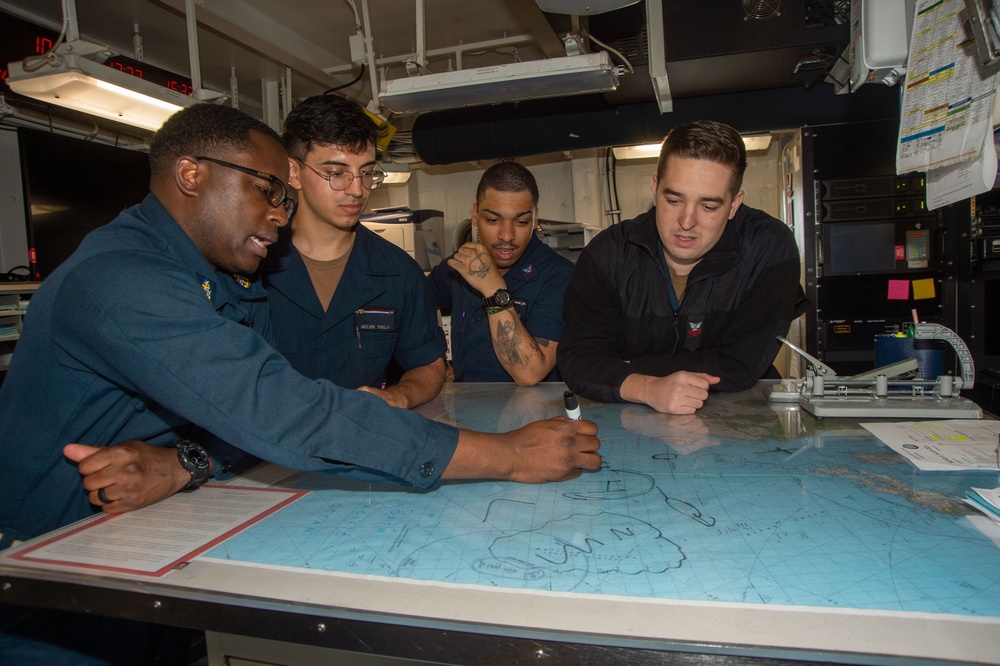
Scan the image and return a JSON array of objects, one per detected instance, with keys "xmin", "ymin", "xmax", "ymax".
[{"xmin": 684, "ymin": 319, "xmax": 705, "ymax": 351}]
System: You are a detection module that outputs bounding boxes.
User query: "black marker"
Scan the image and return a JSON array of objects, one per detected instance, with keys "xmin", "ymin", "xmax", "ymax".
[{"xmin": 563, "ymin": 390, "xmax": 581, "ymax": 420}]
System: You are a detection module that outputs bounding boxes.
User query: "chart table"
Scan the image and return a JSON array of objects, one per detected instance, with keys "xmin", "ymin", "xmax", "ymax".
[{"xmin": 2, "ymin": 382, "xmax": 999, "ymax": 665}]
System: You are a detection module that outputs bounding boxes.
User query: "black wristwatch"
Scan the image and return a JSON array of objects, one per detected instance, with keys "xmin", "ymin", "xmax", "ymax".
[
  {"xmin": 483, "ymin": 288, "xmax": 513, "ymax": 314},
  {"xmin": 168, "ymin": 440, "xmax": 212, "ymax": 491}
]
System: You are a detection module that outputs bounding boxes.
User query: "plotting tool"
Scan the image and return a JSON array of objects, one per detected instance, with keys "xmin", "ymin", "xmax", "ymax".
[{"xmin": 770, "ymin": 323, "xmax": 983, "ymax": 419}]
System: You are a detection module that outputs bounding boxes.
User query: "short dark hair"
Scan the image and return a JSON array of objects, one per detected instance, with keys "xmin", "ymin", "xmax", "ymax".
[
  {"xmin": 282, "ymin": 94, "xmax": 384, "ymax": 159},
  {"xmin": 149, "ymin": 104, "xmax": 281, "ymax": 178},
  {"xmin": 476, "ymin": 161, "xmax": 539, "ymax": 204},
  {"xmin": 656, "ymin": 120, "xmax": 747, "ymax": 195}
]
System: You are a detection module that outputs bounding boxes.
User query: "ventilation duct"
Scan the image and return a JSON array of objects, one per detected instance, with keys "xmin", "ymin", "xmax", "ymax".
[{"xmin": 412, "ymin": 84, "xmax": 900, "ymax": 165}]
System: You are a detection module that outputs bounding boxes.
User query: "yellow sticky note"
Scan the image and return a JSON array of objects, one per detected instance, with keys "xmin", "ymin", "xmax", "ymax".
[{"xmin": 912, "ymin": 278, "xmax": 936, "ymax": 300}]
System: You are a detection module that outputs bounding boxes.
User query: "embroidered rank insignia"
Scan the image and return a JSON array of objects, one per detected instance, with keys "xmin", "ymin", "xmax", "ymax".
[
  {"xmin": 200, "ymin": 279, "xmax": 212, "ymax": 301},
  {"xmin": 232, "ymin": 273, "xmax": 251, "ymax": 289},
  {"xmin": 521, "ymin": 263, "xmax": 536, "ymax": 278},
  {"xmin": 687, "ymin": 321, "xmax": 704, "ymax": 337}
]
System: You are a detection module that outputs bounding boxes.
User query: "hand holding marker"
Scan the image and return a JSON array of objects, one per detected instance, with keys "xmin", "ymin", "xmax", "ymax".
[{"xmin": 563, "ymin": 390, "xmax": 581, "ymax": 420}]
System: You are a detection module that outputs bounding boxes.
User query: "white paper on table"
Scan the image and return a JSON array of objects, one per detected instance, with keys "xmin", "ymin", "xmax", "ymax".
[
  {"xmin": 861, "ymin": 420, "xmax": 1000, "ymax": 471},
  {"xmin": 7, "ymin": 485, "xmax": 306, "ymax": 576}
]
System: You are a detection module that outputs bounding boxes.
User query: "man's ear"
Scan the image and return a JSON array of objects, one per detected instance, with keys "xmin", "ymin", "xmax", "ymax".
[
  {"xmin": 174, "ymin": 156, "xmax": 201, "ymax": 199},
  {"xmin": 288, "ymin": 157, "xmax": 304, "ymax": 191},
  {"xmin": 728, "ymin": 190, "xmax": 745, "ymax": 219}
]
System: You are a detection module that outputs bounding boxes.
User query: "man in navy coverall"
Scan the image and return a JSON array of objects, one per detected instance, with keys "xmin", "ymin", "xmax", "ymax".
[{"xmin": 0, "ymin": 103, "xmax": 600, "ymax": 665}]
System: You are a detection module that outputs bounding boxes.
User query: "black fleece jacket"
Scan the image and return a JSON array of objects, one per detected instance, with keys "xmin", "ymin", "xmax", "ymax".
[{"xmin": 557, "ymin": 205, "xmax": 808, "ymax": 403}]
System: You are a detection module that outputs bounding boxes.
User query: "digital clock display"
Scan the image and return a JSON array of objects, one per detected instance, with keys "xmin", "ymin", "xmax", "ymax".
[
  {"xmin": 1, "ymin": 12, "xmax": 193, "ymax": 96},
  {"xmin": 166, "ymin": 79, "xmax": 194, "ymax": 96}
]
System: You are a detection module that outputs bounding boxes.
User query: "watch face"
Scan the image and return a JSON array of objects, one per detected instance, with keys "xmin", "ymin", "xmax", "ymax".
[
  {"xmin": 185, "ymin": 447, "xmax": 210, "ymax": 470},
  {"xmin": 495, "ymin": 290, "xmax": 511, "ymax": 306},
  {"xmin": 177, "ymin": 442, "xmax": 210, "ymax": 472}
]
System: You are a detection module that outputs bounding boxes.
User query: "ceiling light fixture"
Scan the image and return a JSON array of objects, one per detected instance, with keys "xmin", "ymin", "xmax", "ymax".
[
  {"xmin": 381, "ymin": 162, "xmax": 412, "ymax": 184},
  {"xmin": 742, "ymin": 133, "xmax": 773, "ymax": 152},
  {"xmin": 613, "ymin": 133, "xmax": 773, "ymax": 161},
  {"xmin": 6, "ymin": 53, "xmax": 197, "ymax": 132},
  {"xmin": 612, "ymin": 143, "xmax": 661, "ymax": 161},
  {"xmin": 379, "ymin": 52, "xmax": 619, "ymax": 114}
]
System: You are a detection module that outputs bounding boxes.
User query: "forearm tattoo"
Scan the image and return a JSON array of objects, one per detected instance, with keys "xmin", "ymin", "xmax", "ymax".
[
  {"xmin": 494, "ymin": 315, "xmax": 541, "ymax": 369},
  {"xmin": 496, "ymin": 318, "xmax": 525, "ymax": 367},
  {"xmin": 468, "ymin": 252, "xmax": 491, "ymax": 279}
]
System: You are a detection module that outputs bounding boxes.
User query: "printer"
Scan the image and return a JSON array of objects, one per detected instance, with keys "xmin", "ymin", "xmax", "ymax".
[{"xmin": 359, "ymin": 207, "xmax": 445, "ymax": 270}]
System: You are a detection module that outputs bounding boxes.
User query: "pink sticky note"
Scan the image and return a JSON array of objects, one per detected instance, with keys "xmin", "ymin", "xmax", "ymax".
[{"xmin": 887, "ymin": 279, "xmax": 909, "ymax": 300}]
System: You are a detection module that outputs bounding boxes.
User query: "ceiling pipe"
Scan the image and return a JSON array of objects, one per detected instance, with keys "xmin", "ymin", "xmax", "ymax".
[
  {"xmin": 0, "ymin": 95, "xmax": 150, "ymax": 150},
  {"xmin": 323, "ymin": 35, "xmax": 535, "ymax": 76},
  {"xmin": 184, "ymin": 0, "xmax": 203, "ymax": 95},
  {"xmin": 645, "ymin": 0, "xmax": 672, "ymax": 113},
  {"xmin": 360, "ymin": 0, "xmax": 381, "ymax": 114},
  {"xmin": 183, "ymin": 0, "xmax": 226, "ymax": 102},
  {"xmin": 61, "ymin": 0, "xmax": 79, "ymax": 42},
  {"xmin": 415, "ymin": 0, "xmax": 426, "ymax": 69}
]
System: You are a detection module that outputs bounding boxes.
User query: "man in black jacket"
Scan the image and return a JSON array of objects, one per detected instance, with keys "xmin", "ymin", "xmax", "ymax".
[{"xmin": 558, "ymin": 120, "xmax": 807, "ymax": 414}]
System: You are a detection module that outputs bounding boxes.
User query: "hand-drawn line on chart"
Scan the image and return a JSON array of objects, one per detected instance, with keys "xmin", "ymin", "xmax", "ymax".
[
  {"xmin": 487, "ymin": 511, "xmax": 686, "ymax": 577},
  {"xmin": 562, "ymin": 465, "xmax": 717, "ymax": 527}
]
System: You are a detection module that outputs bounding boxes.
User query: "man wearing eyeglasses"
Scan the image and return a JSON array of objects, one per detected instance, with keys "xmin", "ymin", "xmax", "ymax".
[
  {"xmin": 0, "ymin": 103, "xmax": 600, "ymax": 664},
  {"xmin": 260, "ymin": 94, "xmax": 446, "ymax": 409}
]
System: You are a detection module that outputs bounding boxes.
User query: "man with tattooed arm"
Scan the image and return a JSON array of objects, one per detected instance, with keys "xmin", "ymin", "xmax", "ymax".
[{"xmin": 428, "ymin": 162, "xmax": 574, "ymax": 384}]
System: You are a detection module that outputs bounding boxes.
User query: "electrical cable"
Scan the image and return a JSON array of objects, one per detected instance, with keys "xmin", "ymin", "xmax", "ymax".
[
  {"xmin": 22, "ymin": 17, "xmax": 70, "ymax": 72},
  {"xmin": 324, "ymin": 64, "xmax": 367, "ymax": 94},
  {"xmin": 582, "ymin": 30, "xmax": 634, "ymax": 74}
]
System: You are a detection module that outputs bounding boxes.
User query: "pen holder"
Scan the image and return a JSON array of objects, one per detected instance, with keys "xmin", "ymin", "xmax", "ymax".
[{"xmin": 874, "ymin": 335, "xmax": 945, "ymax": 380}]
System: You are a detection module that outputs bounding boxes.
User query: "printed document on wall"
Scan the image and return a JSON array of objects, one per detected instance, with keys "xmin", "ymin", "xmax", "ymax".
[
  {"xmin": 926, "ymin": 127, "xmax": 999, "ymax": 208},
  {"xmin": 896, "ymin": 0, "xmax": 1000, "ymax": 174}
]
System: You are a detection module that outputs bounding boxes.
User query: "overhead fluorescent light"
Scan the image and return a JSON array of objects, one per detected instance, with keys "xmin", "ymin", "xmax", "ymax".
[
  {"xmin": 612, "ymin": 143, "xmax": 661, "ymax": 160},
  {"xmin": 379, "ymin": 52, "xmax": 619, "ymax": 114},
  {"xmin": 381, "ymin": 163, "xmax": 411, "ymax": 184},
  {"xmin": 613, "ymin": 133, "xmax": 773, "ymax": 161},
  {"xmin": 742, "ymin": 133, "xmax": 772, "ymax": 152},
  {"xmin": 6, "ymin": 53, "xmax": 197, "ymax": 132}
]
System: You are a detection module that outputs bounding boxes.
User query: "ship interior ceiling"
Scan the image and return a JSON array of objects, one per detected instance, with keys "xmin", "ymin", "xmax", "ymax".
[
  {"xmin": 2, "ymin": 0, "xmax": 999, "ymax": 413},
  {"xmin": 0, "ymin": 0, "xmax": 896, "ymax": 162}
]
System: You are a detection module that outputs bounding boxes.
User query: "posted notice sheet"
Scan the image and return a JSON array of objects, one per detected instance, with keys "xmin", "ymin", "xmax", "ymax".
[{"xmin": 8, "ymin": 485, "xmax": 306, "ymax": 576}]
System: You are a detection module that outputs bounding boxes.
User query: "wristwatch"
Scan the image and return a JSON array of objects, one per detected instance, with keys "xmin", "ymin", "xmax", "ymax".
[
  {"xmin": 167, "ymin": 440, "xmax": 212, "ymax": 491},
  {"xmin": 483, "ymin": 288, "xmax": 514, "ymax": 314}
]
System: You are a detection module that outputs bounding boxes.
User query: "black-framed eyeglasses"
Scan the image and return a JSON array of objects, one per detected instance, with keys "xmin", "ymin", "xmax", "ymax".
[
  {"xmin": 293, "ymin": 157, "xmax": 386, "ymax": 191},
  {"xmin": 196, "ymin": 156, "xmax": 296, "ymax": 215}
]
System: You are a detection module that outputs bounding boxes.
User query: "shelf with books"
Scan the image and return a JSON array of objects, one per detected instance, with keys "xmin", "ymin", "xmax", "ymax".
[{"xmin": 0, "ymin": 282, "xmax": 41, "ymax": 372}]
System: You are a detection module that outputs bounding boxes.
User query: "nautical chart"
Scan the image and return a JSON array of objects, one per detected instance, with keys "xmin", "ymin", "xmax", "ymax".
[{"xmin": 204, "ymin": 385, "xmax": 1000, "ymax": 616}]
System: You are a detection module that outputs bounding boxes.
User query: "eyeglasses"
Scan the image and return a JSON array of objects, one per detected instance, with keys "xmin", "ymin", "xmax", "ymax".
[
  {"xmin": 195, "ymin": 156, "xmax": 296, "ymax": 216},
  {"xmin": 293, "ymin": 158, "xmax": 386, "ymax": 191}
]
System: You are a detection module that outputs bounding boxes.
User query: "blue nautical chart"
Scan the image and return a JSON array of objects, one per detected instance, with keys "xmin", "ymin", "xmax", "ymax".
[{"xmin": 204, "ymin": 385, "xmax": 1000, "ymax": 616}]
